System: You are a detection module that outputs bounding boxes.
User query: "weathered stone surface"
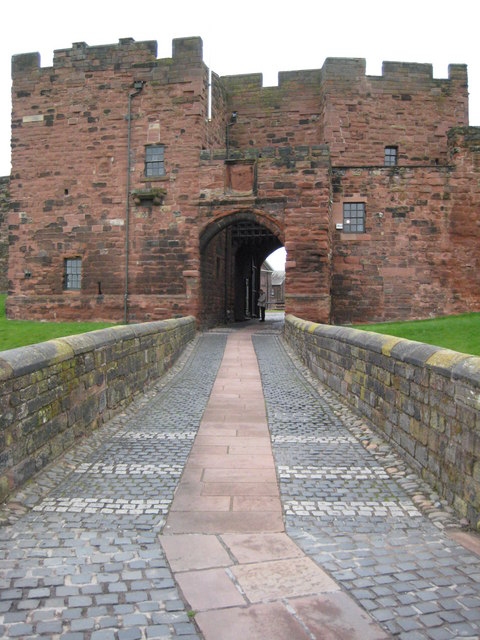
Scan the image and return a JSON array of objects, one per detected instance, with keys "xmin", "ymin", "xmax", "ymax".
[
  {"xmin": 0, "ymin": 316, "xmax": 195, "ymax": 503},
  {"xmin": 285, "ymin": 314, "xmax": 480, "ymax": 528}
]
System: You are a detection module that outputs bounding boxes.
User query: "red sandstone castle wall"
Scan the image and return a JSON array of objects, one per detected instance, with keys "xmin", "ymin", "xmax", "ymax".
[
  {"xmin": 331, "ymin": 166, "xmax": 455, "ymax": 323},
  {"xmin": 220, "ymin": 59, "xmax": 468, "ymax": 167},
  {"xmin": 216, "ymin": 59, "xmax": 472, "ymax": 324},
  {"xmin": 210, "ymin": 70, "xmax": 334, "ymax": 322},
  {"xmin": 331, "ymin": 128, "xmax": 480, "ymax": 325},
  {"xmin": 321, "ymin": 59, "xmax": 468, "ymax": 165},
  {"xmin": 445, "ymin": 127, "xmax": 480, "ymax": 310},
  {"xmin": 6, "ymin": 36, "xmax": 480, "ymax": 326},
  {"xmin": 8, "ymin": 38, "xmax": 209, "ymax": 322}
]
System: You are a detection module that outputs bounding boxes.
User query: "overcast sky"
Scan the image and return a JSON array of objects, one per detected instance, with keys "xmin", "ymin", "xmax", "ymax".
[{"xmin": 2, "ymin": 0, "xmax": 478, "ymax": 268}]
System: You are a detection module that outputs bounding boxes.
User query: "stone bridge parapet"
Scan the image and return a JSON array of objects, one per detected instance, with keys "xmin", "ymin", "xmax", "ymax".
[
  {"xmin": 0, "ymin": 316, "xmax": 196, "ymax": 503},
  {"xmin": 284, "ymin": 314, "xmax": 480, "ymax": 529}
]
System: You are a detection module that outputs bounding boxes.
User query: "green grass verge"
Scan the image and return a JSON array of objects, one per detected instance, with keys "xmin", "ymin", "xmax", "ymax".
[
  {"xmin": 355, "ymin": 313, "xmax": 480, "ymax": 356},
  {"xmin": 1, "ymin": 293, "xmax": 479, "ymax": 356},
  {"xmin": 0, "ymin": 294, "xmax": 118, "ymax": 351}
]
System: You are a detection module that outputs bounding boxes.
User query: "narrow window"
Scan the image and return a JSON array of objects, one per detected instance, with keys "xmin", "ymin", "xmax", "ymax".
[
  {"xmin": 384, "ymin": 146, "xmax": 398, "ymax": 166},
  {"xmin": 343, "ymin": 202, "xmax": 365, "ymax": 233},
  {"xmin": 64, "ymin": 258, "xmax": 82, "ymax": 290},
  {"xmin": 145, "ymin": 145, "xmax": 165, "ymax": 177}
]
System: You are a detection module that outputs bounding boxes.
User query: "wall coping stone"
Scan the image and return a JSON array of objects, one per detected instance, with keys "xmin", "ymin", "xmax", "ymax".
[
  {"xmin": 0, "ymin": 317, "xmax": 194, "ymax": 377},
  {"xmin": 287, "ymin": 314, "xmax": 479, "ymax": 379},
  {"xmin": 0, "ymin": 340, "xmax": 75, "ymax": 378},
  {"xmin": 452, "ymin": 357, "xmax": 480, "ymax": 384}
]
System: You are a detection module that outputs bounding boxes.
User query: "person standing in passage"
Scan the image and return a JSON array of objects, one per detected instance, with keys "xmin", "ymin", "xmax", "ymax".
[{"xmin": 257, "ymin": 289, "xmax": 267, "ymax": 322}]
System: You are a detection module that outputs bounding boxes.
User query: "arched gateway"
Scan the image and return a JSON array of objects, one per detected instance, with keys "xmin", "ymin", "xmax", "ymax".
[{"xmin": 199, "ymin": 212, "xmax": 283, "ymax": 326}]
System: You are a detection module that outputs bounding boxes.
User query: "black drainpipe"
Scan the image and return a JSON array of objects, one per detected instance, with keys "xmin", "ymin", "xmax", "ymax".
[{"xmin": 124, "ymin": 80, "xmax": 145, "ymax": 324}]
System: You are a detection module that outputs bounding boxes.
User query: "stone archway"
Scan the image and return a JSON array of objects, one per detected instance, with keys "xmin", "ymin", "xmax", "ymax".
[{"xmin": 199, "ymin": 211, "xmax": 283, "ymax": 327}]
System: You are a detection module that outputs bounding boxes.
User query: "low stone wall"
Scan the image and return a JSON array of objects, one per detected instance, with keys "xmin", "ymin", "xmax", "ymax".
[
  {"xmin": 284, "ymin": 314, "xmax": 480, "ymax": 529},
  {"xmin": 0, "ymin": 316, "xmax": 196, "ymax": 503}
]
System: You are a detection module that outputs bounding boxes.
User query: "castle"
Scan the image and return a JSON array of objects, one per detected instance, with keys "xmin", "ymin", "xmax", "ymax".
[{"xmin": 6, "ymin": 36, "xmax": 480, "ymax": 326}]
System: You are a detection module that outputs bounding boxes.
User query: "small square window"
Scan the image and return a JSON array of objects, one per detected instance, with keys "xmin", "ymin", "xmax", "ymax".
[
  {"xmin": 145, "ymin": 145, "xmax": 165, "ymax": 177},
  {"xmin": 64, "ymin": 258, "xmax": 82, "ymax": 290},
  {"xmin": 343, "ymin": 202, "xmax": 365, "ymax": 233},
  {"xmin": 384, "ymin": 146, "xmax": 398, "ymax": 166}
]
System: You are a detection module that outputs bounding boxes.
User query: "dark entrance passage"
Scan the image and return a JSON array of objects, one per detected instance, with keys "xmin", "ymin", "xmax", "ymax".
[{"xmin": 199, "ymin": 213, "xmax": 283, "ymax": 327}]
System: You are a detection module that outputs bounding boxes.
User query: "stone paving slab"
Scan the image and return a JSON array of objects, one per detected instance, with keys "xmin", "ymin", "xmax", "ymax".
[
  {"xmin": 200, "ymin": 482, "xmax": 279, "ymax": 496},
  {"xmin": 160, "ymin": 535, "xmax": 232, "ymax": 572},
  {"xmin": 164, "ymin": 510, "xmax": 285, "ymax": 534},
  {"xmin": 220, "ymin": 532, "xmax": 305, "ymax": 563},
  {"xmin": 194, "ymin": 594, "xmax": 389, "ymax": 640},
  {"xmin": 195, "ymin": 601, "xmax": 315, "ymax": 640},
  {"xmin": 289, "ymin": 592, "xmax": 392, "ymax": 639},
  {"xmin": 162, "ymin": 527, "xmax": 389, "ymax": 640},
  {"xmin": 230, "ymin": 555, "xmax": 340, "ymax": 601}
]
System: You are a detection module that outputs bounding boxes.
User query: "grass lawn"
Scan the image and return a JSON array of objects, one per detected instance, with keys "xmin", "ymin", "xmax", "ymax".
[
  {"xmin": 0, "ymin": 294, "xmax": 118, "ymax": 352},
  {"xmin": 355, "ymin": 312, "xmax": 480, "ymax": 357},
  {"xmin": 0, "ymin": 293, "xmax": 479, "ymax": 356}
]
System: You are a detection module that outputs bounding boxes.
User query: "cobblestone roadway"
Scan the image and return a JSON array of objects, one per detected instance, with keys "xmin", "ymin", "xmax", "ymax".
[
  {"xmin": 254, "ymin": 333, "xmax": 480, "ymax": 640},
  {"xmin": 1, "ymin": 323, "xmax": 480, "ymax": 640},
  {"xmin": 0, "ymin": 334, "xmax": 226, "ymax": 640}
]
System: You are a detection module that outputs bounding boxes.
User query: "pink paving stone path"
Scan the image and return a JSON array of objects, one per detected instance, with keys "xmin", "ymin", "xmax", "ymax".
[{"xmin": 160, "ymin": 324, "xmax": 389, "ymax": 640}]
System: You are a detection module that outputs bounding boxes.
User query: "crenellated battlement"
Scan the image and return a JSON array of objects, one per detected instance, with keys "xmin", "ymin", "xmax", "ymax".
[
  {"xmin": 221, "ymin": 57, "xmax": 467, "ymax": 91},
  {"xmin": 11, "ymin": 36, "xmax": 204, "ymax": 76},
  {"xmin": 52, "ymin": 38, "xmax": 158, "ymax": 70},
  {"xmin": 12, "ymin": 36, "xmax": 467, "ymax": 95}
]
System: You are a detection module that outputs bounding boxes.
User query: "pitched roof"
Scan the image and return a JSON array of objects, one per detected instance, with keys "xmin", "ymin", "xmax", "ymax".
[{"xmin": 272, "ymin": 271, "xmax": 285, "ymax": 285}]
